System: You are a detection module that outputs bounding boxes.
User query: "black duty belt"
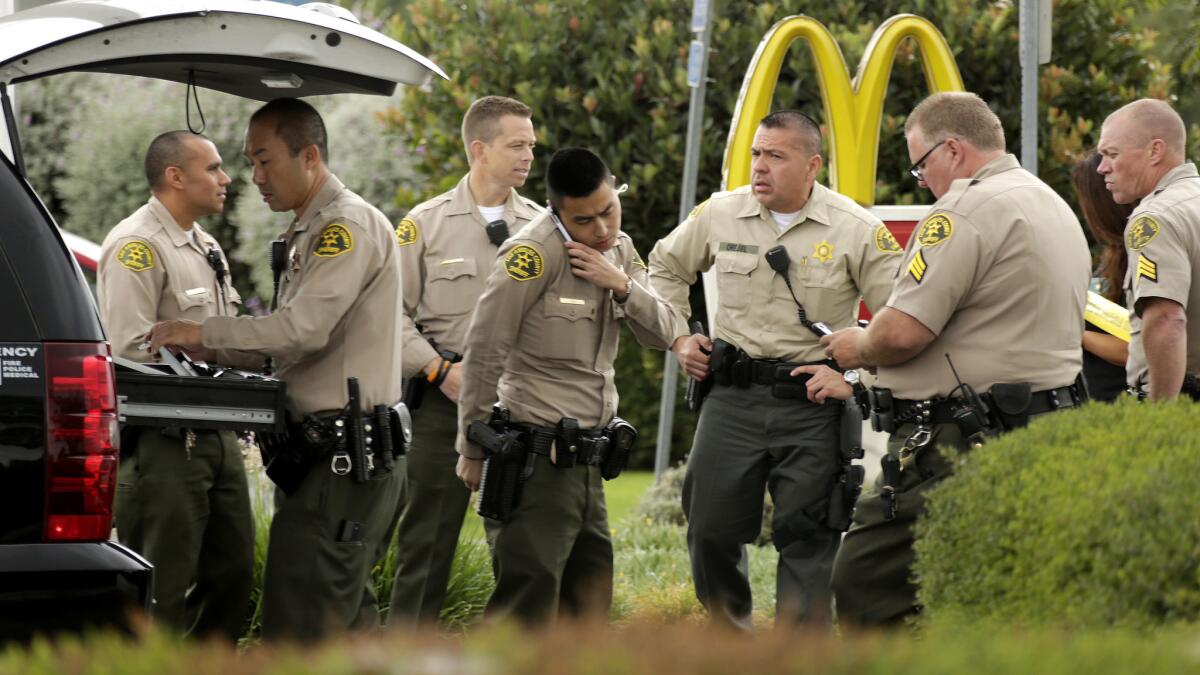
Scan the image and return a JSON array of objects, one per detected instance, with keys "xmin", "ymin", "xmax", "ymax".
[
  {"xmin": 1129, "ymin": 374, "xmax": 1200, "ymax": 401},
  {"xmin": 892, "ymin": 384, "xmax": 1082, "ymax": 424},
  {"xmin": 884, "ymin": 383, "xmax": 1082, "ymax": 431},
  {"xmin": 512, "ymin": 423, "xmax": 612, "ymax": 467}
]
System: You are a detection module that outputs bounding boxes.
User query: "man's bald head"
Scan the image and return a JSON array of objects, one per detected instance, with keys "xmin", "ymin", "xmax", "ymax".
[{"xmin": 1104, "ymin": 98, "xmax": 1186, "ymax": 157}]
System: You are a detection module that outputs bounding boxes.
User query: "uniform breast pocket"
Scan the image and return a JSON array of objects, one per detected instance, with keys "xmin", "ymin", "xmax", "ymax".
[
  {"xmin": 800, "ymin": 262, "xmax": 855, "ymax": 322},
  {"xmin": 426, "ymin": 258, "xmax": 479, "ymax": 317},
  {"xmin": 715, "ymin": 253, "xmax": 759, "ymax": 310},
  {"xmin": 541, "ymin": 298, "xmax": 598, "ymax": 361},
  {"xmin": 173, "ymin": 288, "xmax": 213, "ymax": 318}
]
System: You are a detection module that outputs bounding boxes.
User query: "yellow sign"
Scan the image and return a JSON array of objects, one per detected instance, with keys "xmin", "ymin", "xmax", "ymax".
[
  {"xmin": 722, "ymin": 14, "xmax": 965, "ymax": 206},
  {"xmin": 1085, "ymin": 291, "xmax": 1131, "ymax": 343}
]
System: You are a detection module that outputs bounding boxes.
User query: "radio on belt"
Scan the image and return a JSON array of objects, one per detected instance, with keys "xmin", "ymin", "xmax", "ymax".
[{"xmin": 114, "ymin": 349, "xmax": 286, "ymax": 433}]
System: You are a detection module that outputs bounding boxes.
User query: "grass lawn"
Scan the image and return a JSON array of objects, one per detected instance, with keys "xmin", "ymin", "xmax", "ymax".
[{"xmin": 606, "ymin": 469, "xmax": 654, "ymax": 524}]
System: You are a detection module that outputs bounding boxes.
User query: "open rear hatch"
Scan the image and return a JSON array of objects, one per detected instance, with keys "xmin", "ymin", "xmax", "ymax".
[{"xmin": 0, "ymin": 0, "xmax": 447, "ymax": 169}]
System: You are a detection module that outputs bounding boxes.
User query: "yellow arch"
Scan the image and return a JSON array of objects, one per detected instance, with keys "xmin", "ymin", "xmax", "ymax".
[{"xmin": 722, "ymin": 14, "xmax": 965, "ymax": 206}]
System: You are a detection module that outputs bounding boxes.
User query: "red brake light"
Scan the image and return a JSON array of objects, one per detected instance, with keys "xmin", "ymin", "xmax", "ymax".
[{"xmin": 43, "ymin": 342, "xmax": 119, "ymax": 542}]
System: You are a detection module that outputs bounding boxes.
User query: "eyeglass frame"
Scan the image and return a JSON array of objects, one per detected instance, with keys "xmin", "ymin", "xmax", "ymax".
[{"xmin": 908, "ymin": 139, "xmax": 946, "ymax": 181}]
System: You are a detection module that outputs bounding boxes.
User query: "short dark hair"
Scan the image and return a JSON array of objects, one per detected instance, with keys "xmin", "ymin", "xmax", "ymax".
[
  {"xmin": 546, "ymin": 147, "xmax": 612, "ymax": 211},
  {"xmin": 249, "ymin": 97, "xmax": 329, "ymax": 162},
  {"xmin": 144, "ymin": 130, "xmax": 203, "ymax": 190},
  {"xmin": 759, "ymin": 110, "xmax": 822, "ymax": 155}
]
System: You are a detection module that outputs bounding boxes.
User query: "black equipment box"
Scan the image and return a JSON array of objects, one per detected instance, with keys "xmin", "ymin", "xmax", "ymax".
[{"xmin": 114, "ymin": 356, "xmax": 286, "ymax": 433}]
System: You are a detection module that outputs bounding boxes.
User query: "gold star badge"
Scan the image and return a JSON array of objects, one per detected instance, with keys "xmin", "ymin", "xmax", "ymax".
[{"xmin": 813, "ymin": 240, "xmax": 834, "ymax": 263}]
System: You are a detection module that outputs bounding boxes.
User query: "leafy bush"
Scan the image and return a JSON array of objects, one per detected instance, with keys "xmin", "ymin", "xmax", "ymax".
[{"xmin": 914, "ymin": 398, "xmax": 1200, "ymax": 628}]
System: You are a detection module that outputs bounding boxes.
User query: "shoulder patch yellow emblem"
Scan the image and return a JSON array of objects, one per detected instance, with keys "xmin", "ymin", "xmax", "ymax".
[
  {"xmin": 813, "ymin": 240, "xmax": 835, "ymax": 263},
  {"xmin": 504, "ymin": 244, "xmax": 544, "ymax": 281},
  {"xmin": 874, "ymin": 225, "xmax": 903, "ymax": 254},
  {"xmin": 907, "ymin": 250, "xmax": 928, "ymax": 284},
  {"xmin": 918, "ymin": 214, "xmax": 954, "ymax": 247},
  {"xmin": 688, "ymin": 200, "xmax": 708, "ymax": 220},
  {"xmin": 117, "ymin": 240, "xmax": 155, "ymax": 272},
  {"xmin": 314, "ymin": 223, "xmax": 353, "ymax": 258},
  {"xmin": 395, "ymin": 217, "xmax": 419, "ymax": 247},
  {"xmin": 1137, "ymin": 253, "xmax": 1158, "ymax": 283},
  {"xmin": 630, "ymin": 247, "xmax": 647, "ymax": 270},
  {"xmin": 1126, "ymin": 215, "xmax": 1160, "ymax": 251}
]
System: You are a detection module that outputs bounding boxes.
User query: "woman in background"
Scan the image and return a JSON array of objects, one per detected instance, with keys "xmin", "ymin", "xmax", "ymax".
[{"xmin": 1071, "ymin": 151, "xmax": 1134, "ymax": 401}]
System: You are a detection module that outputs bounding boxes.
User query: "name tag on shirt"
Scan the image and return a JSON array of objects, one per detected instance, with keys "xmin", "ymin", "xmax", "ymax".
[
  {"xmin": 439, "ymin": 258, "xmax": 465, "ymax": 265},
  {"xmin": 185, "ymin": 287, "xmax": 208, "ymax": 296},
  {"xmin": 559, "ymin": 297, "xmax": 586, "ymax": 305},
  {"xmin": 718, "ymin": 242, "xmax": 759, "ymax": 254}
]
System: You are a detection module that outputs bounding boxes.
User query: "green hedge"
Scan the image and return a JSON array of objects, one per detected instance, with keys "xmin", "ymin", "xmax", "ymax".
[{"xmin": 914, "ymin": 398, "xmax": 1200, "ymax": 628}]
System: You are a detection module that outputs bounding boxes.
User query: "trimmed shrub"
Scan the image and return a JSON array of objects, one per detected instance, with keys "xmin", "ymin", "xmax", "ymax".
[{"xmin": 914, "ymin": 398, "xmax": 1200, "ymax": 628}]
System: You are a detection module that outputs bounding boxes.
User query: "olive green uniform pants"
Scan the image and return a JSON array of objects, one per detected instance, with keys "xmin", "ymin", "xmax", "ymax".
[
  {"xmin": 260, "ymin": 448, "xmax": 404, "ymax": 642},
  {"xmin": 115, "ymin": 428, "xmax": 254, "ymax": 641},
  {"xmin": 683, "ymin": 383, "xmax": 842, "ymax": 629},
  {"xmin": 388, "ymin": 393, "xmax": 471, "ymax": 625},
  {"xmin": 831, "ymin": 422, "xmax": 964, "ymax": 627},
  {"xmin": 483, "ymin": 456, "xmax": 612, "ymax": 625}
]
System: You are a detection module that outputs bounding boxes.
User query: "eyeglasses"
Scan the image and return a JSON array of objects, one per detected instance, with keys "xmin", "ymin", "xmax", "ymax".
[{"xmin": 908, "ymin": 140, "xmax": 946, "ymax": 181}]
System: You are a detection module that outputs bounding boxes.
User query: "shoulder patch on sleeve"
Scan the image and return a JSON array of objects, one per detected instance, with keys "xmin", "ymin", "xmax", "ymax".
[
  {"xmin": 1137, "ymin": 253, "xmax": 1158, "ymax": 283},
  {"xmin": 1127, "ymin": 215, "xmax": 1160, "ymax": 251},
  {"xmin": 874, "ymin": 225, "xmax": 903, "ymax": 254},
  {"xmin": 628, "ymin": 242, "xmax": 647, "ymax": 270},
  {"xmin": 117, "ymin": 240, "xmax": 155, "ymax": 272},
  {"xmin": 504, "ymin": 244, "xmax": 544, "ymax": 281},
  {"xmin": 688, "ymin": 200, "xmax": 709, "ymax": 220},
  {"xmin": 917, "ymin": 214, "xmax": 953, "ymax": 247},
  {"xmin": 907, "ymin": 250, "xmax": 928, "ymax": 283},
  {"xmin": 314, "ymin": 222, "xmax": 354, "ymax": 258},
  {"xmin": 395, "ymin": 217, "xmax": 419, "ymax": 246}
]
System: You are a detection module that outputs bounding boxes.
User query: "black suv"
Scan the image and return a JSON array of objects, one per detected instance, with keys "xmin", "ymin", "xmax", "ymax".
[{"xmin": 0, "ymin": 0, "xmax": 443, "ymax": 639}]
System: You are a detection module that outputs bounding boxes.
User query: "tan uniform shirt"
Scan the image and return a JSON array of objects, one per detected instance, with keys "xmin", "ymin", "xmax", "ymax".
[
  {"xmin": 877, "ymin": 154, "xmax": 1090, "ymax": 399},
  {"xmin": 455, "ymin": 213, "xmax": 676, "ymax": 459},
  {"xmin": 97, "ymin": 196, "xmax": 243, "ymax": 362},
  {"xmin": 202, "ymin": 175, "xmax": 404, "ymax": 418},
  {"xmin": 648, "ymin": 182, "xmax": 902, "ymax": 362},
  {"xmin": 398, "ymin": 173, "xmax": 542, "ymax": 376},
  {"xmin": 1122, "ymin": 162, "xmax": 1200, "ymax": 390}
]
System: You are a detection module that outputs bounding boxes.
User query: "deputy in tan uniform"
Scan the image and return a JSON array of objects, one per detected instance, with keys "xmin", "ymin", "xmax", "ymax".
[
  {"xmin": 822, "ymin": 92, "xmax": 1090, "ymax": 627},
  {"xmin": 649, "ymin": 110, "xmax": 902, "ymax": 629},
  {"xmin": 389, "ymin": 96, "xmax": 541, "ymax": 626},
  {"xmin": 98, "ymin": 131, "xmax": 254, "ymax": 641},
  {"xmin": 455, "ymin": 147, "xmax": 675, "ymax": 624},
  {"xmin": 1097, "ymin": 98, "xmax": 1200, "ymax": 400},
  {"xmin": 149, "ymin": 98, "xmax": 404, "ymax": 641}
]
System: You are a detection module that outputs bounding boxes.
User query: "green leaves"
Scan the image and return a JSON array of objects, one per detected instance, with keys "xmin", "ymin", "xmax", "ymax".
[{"xmin": 915, "ymin": 398, "xmax": 1200, "ymax": 628}]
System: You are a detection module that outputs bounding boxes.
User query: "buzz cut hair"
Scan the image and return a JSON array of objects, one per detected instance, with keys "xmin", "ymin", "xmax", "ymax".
[
  {"xmin": 546, "ymin": 147, "xmax": 612, "ymax": 211},
  {"xmin": 759, "ymin": 110, "xmax": 823, "ymax": 156},
  {"xmin": 905, "ymin": 92, "xmax": 1005, "ymax": 152},
  {"xmin": 249, "ymin": 97, "xmax": 329, "ymax": 163},
  {"xmin": 1106, "ymin": 98, "xmax": 1187, "ymax": 156},
  {"xmin": 461, "ymin": 96, "xmax": 532, "ymax": 160},
  {"xmin": 144, "ymin": 130, "xmax": 205, "ymax": 190}
]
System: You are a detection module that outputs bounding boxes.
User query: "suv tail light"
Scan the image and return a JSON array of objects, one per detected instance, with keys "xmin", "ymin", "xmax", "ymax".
[{"xmin": 43, "ymin": 342, "xmax": 119, "ymax": 541}]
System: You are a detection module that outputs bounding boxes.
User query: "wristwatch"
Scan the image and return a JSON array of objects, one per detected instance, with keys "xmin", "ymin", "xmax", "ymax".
[{"xmin": 843, "ymin": 369, "xmax": 866, "ymax": 397}]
